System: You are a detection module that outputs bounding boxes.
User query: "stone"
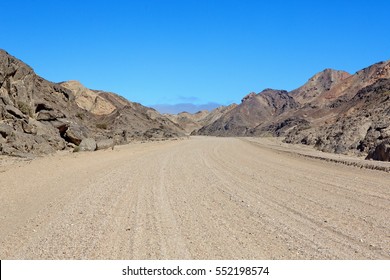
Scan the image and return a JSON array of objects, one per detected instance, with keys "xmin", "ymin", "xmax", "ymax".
[
  {"xmin": 96, "ymin": 138, "xmax": 114, "ymax": 150},
  {"xmin": 64, "ymin": 125, "xmax": 88, "ymax": 145},
  {"xmin": 366, "ymin": 140, "xmax": 390, "ymax": 161},
  {"xmin": 79, "ymin": 138, "xmax": 97, "ymax": 152}
]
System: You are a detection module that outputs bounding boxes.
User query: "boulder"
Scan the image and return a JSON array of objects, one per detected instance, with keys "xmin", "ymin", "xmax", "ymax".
[
  {"xmin": 79, "ymin": 138, "xmax": 97, "ymax": 151},
  {"xmin": 366, "ymin": 139, "xmax": 390, "ymax": 161},
  {"xmin": 96, "ymin": 138, "xmax": 114, "ymax": 150},
  {"xmin": 64, "ymin": 124, "xmax": 88, "ymax": 145}
]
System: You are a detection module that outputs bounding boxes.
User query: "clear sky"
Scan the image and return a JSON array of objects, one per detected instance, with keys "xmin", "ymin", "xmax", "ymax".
[{"xmin": 1, "ymin": 0, "xmax": 390, "ymax": 113}]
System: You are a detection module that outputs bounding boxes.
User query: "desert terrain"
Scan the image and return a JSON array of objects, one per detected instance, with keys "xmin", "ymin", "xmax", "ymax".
[{"xmin": 0, "ymin": 136, "xmax": 389, "ymax": 259}]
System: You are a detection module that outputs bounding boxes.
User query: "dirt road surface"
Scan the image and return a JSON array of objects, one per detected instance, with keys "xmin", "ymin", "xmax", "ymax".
[{"xmin": 1, "ymin": 137, "xmax": 389, "ymax": 259}]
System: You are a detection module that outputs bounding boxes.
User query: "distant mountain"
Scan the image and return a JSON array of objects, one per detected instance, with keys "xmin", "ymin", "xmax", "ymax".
[
  {"xmin": 151, "ymin": 102, "xmax": 222, "ymax": 114},
  {"xmin": 164, "ymin": 104, "xmax": 237, "ymax": 134},
  {"xmin": 164, "ymin": 110, "xmax": 210, "ymax": 134},
  {"xmin": 0, "ymin": 49, "xmax": 184, "ymax": 157}
]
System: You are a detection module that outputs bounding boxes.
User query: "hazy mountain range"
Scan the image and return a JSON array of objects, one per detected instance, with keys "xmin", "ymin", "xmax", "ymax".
[{"xmin": 150, "ymin": 102, "xmax": 222, "ymax": 114}]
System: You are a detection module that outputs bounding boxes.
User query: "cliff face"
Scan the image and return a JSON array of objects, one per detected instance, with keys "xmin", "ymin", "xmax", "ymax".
[{"xmin": 0, "ymin": 50, "xmax": 184, "ymax": 157}]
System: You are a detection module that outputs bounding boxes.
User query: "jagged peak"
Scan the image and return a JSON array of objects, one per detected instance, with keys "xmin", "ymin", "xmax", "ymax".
[
  {"xmin": 308, "ymin": 68, "xmax": 351, "ymax": 83},
  {"xmin": 241, "ymin": 92, "xmax": 257, "ymax": 102}
]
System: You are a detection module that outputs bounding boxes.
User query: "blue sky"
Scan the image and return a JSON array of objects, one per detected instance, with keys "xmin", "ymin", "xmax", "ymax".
[{"xmin": 1, "ymin": 0, "xmax": 390, "ymax": 113}]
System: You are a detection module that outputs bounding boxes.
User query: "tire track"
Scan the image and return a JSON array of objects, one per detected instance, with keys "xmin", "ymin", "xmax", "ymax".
[{"xmin": 0, "ymin": 137, "xmax": 389, "ymax": 259}]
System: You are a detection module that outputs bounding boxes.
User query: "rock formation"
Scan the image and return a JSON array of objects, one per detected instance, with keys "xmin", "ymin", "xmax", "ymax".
[{"xmin": 0, "ymin": 49, "xmax": 184, "ymax": 157}]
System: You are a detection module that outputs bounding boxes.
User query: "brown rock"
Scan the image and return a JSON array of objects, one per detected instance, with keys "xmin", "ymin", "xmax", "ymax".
[
  {"xmin": 36, "ymin": 110, "xmax": 65, "ymax": 121},
  {"xmin": 22, "ymin": 121, "xmax": 35, "ymax": 134},
  {"xmin": 96, "ymin": 139, "xmax": 114, "ymax": 150},
  {"xmin": 366, "ymin": 139, "xmax": 390, "ymax": 161},
  {"xmin": 5, "ymin": 105, "xmax": 25, "ymax": 119},
  {"xmin": 0, "ymin": 123, "xmax": 13, "ymax": 138},
  {"xmin": 79, "ymin": 138, "xmax": 97, "ymax": 152},
  {"xmin": 64, "ymin": 125, "xmax": 89, "ymax": 146}
]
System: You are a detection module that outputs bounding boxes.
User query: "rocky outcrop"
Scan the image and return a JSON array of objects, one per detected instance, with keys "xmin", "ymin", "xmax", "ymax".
[
  {"xmin": 0, "ymin": 49, "xmax": 185, "ymax": 157},
  {"xmin": 0, "ymin": 49, "xmax": 78, "ymax": 156},
  {"xmin": 60, "ymin": 81, "xmax": 116, "ymax": 115}
]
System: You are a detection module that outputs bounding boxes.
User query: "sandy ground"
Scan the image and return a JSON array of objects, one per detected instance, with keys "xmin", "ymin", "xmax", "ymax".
[{"xmin": 0, "ymin": 136, "xmax": 389, "ymax": 259}]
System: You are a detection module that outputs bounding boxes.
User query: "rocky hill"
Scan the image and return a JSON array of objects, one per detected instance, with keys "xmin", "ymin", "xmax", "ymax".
[
  {"xmin": 0, "ymin": 50, "xmax": 184, "ymax": 157},
  {"xmin": 196, "ymin": 89, "xmax": 297, "ymax": 136},
  {"xmin": 194, "ymin": 59, "xmax": 390, "ymax": 161},
  {"xmin": 283, "ymin": 61, "xmax": 390, "ymax": 160},
  {"xmin": 285, "ymin": 78, "xmax": 390, "ymax": 159},
  {"xmin": 164, "ymin": 110, "xmax": 210, "ymax": 134}
]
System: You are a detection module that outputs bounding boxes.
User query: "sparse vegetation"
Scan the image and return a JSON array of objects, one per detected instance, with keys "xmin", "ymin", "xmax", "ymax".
[
  {"xmin": 76, "ymin": 112, "xmax": 84, "ymax": 120},
  {"xmin": 96, "ymin": 123, "xmax": 108, "ymax": 130},
  {"xmin": 17, "ymin": 101, "xmax": 33, "ymax": 117},
  {"xmin": 73, "ymin": 146, "xmax": 80, "ymax": 152}
]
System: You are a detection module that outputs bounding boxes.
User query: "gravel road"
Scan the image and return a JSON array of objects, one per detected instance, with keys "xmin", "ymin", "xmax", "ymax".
[{"xmin": 0, "ymin": 137, "xmax": 389, "ymax": 259}]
